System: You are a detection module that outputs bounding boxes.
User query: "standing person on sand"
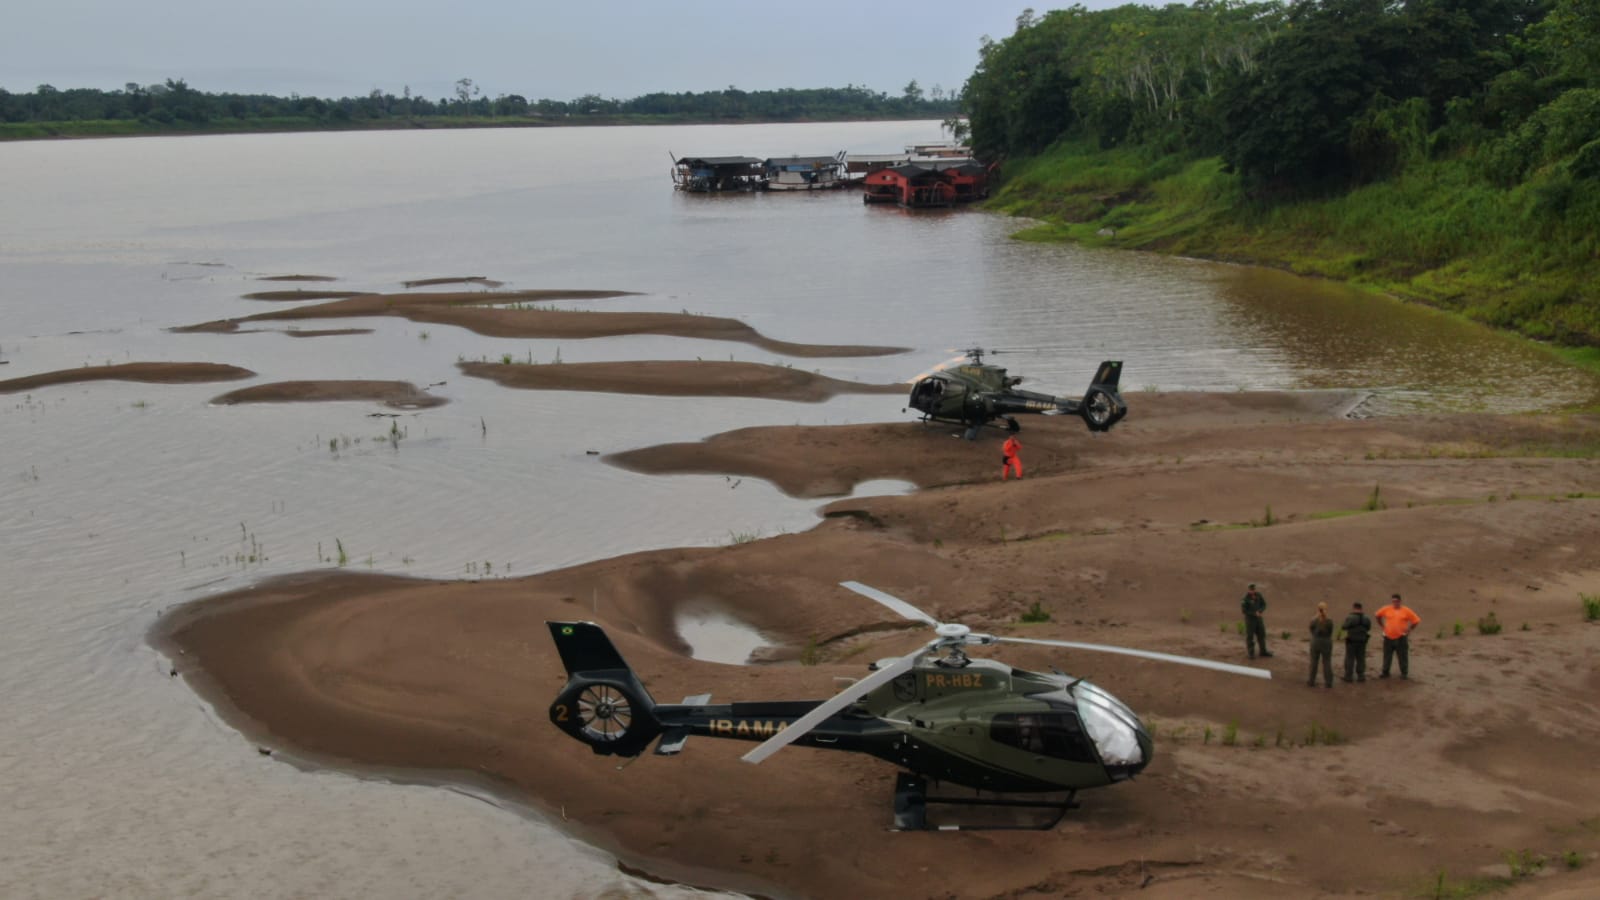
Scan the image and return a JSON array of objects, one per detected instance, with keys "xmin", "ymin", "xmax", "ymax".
[
  {"xmin": 1001, "ymin": 434, "xmax": 1023, "ymax": 481},
  {"xmin": 1341, "ymin": 601, "xmax": 1372, "ymax": 682},
  {"xmin": 1308, "ymin": 602, "xmax": 1335, "ymax": 688},
  {"xmin": 1241, "ymin": 583, "xmax": 1272, "ymax": 659},
  {"xmin": 1374, "ymin": 593, "xmax": 1421, "ymax": 679}
]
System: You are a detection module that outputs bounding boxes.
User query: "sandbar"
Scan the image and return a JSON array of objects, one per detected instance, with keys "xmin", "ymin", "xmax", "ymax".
[
  {"xmin": 154, "ymin": 393, "xmax": 1600, "ymax": 897},
  {"xmin": 242, "ymin": 290, "xmax": 373, "ymax": 301},
  {"xmin": 172, "ymin": 289, "xmax": 906, "ymax": 357},
  {"xmin": 0, "ymin": 362, "xmax": 254, "ymax": 394},
  {"xmin": 211, "ymin": 380, "xmax": 446, "ymax": 409},
  {"xmin": 283, "ymin": 328, "xmax": 375, "ymax": 338},
  {"xmin": 403, "ymin": 276, "xmax": 503, "ymax": 288},
  {"xmin": 458, "ymin": 360, "xmax": 905, "ymax": 402}
]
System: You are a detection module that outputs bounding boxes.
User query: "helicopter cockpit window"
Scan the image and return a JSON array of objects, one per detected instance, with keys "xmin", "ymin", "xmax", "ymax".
[{"xmin": 989, "ymin": 713, "xmax": 1099, "ymax": 763}]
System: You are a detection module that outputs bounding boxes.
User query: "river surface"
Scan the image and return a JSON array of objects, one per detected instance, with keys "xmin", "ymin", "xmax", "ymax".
[{"xmin": 1, "ymin": 121, "xmax": 1595, "ymax": 900}]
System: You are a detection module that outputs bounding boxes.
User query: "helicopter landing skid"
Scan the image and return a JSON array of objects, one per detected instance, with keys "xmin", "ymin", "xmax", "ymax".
[{"xmin": 891, "ymin": 774, "xmax": 1078, "ymax": 831}]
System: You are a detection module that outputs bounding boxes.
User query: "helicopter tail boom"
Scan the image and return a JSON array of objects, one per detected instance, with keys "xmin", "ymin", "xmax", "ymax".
[
  {"xmin": 986, "ymin": 360, "xmax": 1126, "ymax": 431},
  {"xmin": 547, "ymin": 622, "xmax": 883, "ymax": 761}
]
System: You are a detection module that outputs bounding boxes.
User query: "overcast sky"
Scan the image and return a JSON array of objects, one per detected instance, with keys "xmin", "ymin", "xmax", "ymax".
[{"xmin": 1, "ymin": 2, "xmax": 1125, "ymax": 101}]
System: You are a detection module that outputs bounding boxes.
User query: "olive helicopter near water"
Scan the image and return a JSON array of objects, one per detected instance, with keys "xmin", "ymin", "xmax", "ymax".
[
  {"xmin": 905, "ymin": 348, "xmax": 1128, "ymax": 440},
  {"xmin": 547, "ymin": 582, "xmax": 1269, "ymax": 830}
]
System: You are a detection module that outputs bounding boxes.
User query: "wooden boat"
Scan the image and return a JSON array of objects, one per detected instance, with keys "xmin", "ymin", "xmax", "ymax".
[
  {"xmin": 763, "ymin": 153, "xmax": 848, "ymax": 191},
  {"xmin": 671, "ymin": 155, "xmax": 765, "ymax": 193}
]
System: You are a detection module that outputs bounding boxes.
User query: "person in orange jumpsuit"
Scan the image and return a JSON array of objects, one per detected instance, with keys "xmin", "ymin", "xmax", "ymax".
[
  {"xmin": 1374, "ymin": 592, "xmax": 1421, "ymax": 679},
  {"xmin": 1001, "ymin": 434, "xmax": 1023, "ymax": 480}
]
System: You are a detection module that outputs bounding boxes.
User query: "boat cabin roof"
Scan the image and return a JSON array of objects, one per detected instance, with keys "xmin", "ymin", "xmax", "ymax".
[
  {"xmin": 909, "ymin": 156, "xmax": 979, "ymax": 168},
  {"xmin": 764, "ymin": 155, "xmax": 840, "ymax": 166},
  {"xmin": 677, "ymin": 156, "xmax": 762, "ymax": 167}
]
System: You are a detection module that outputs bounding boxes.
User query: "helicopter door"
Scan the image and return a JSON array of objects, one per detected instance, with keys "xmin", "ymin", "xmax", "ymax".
[{"xmin": 989, "ymin": 712, "xmax": 1099, "ymax": 764}]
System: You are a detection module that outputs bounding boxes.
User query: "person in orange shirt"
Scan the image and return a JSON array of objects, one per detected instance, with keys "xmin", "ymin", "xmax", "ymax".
[
  {"xmin": 1374, "ymin": 592, "xmax": 1421, "ymax": 679},
  {"xmin": 1001, "ymin": 435, "xmax": 1023, "ymax": 481}
]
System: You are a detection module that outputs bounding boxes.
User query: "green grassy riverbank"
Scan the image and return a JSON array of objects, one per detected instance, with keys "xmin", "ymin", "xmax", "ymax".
[{"xmin": 991, "ymin": 141, "xmax": 1600, "ymax": 374}]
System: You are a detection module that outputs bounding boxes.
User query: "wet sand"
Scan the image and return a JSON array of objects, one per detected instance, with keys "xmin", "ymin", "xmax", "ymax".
[
  {"xmin": 211, "ymin": 380, "xmax": 447, "ymax": 409},
  {"xmin": 242, "ymin": 290, "xmax": 373, "ymax": 301},
  {"xmin": 0, "ymin": 361, "xmax": 254, "ymax": 394},
  {"xmin": 403, "ymin": 276, "xmax": 504, "ymax": 288},
  {"xmin": 172, "ymin": 289, "xmax": 907, "ymax": 357},
  {"xmin": 282, "ymin": 328, "xmax": 374, "ymax": 338},
  {"xmin": 459, "ymin": 360, "xmax": 905, "ymax": 402},
  {"xmin": 155, "ymin": 390, "xmax": 1600, "ymax": 898}
]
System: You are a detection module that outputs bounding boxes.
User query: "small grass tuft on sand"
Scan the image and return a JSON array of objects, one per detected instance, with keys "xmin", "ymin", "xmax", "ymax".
[
  {"xmin": 1504, "ymin": 849, "xmax": 1546, "ymax": 877},
  {"xmin": 1365, "ymin": 483, "xmax": 1387, "ymax": 511},
  {"xmin": 799, "ymin": 637, "xmax": 821, "ymax": 666},
  {"xmin": 1303, "ymin": 722, "xmax": 1343, "ymax": 746},
  {"xmin": 1423, "ymin": 869, "xmax": 1512, "ymax": 899}
]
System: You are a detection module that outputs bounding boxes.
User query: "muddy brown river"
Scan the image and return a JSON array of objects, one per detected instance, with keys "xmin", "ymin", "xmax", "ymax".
[{"xmin": 1, "ymin": 121, "xmax": 1594, "ymax": 899}]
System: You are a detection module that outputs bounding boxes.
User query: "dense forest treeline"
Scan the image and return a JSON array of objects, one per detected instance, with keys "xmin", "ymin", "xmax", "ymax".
[
  {"xmin": 0, "ymin": 79, "xmax": 958, "ymax": 139},
  {"xmin": 959, "ymin": 0, "xmax": 1600, "ymax": 351}
]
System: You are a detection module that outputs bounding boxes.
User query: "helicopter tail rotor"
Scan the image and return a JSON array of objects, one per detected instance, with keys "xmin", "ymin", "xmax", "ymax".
[
  {"xmin": 1077, "ymin": 360, "xmax": 1127, "ymax": 432},
  {"xmin": 547, "ymin": 622, "xmax": 664, "ymax": 757}
]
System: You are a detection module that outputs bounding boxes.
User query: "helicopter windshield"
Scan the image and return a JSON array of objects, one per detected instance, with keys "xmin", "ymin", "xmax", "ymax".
[
  {"xmin": 1074, "ymin": 682, "xmax": 1145, "ymax": 766},
  {"xmin": 909, "ymin": 378, "xmax": 944, "ymax": 412}
]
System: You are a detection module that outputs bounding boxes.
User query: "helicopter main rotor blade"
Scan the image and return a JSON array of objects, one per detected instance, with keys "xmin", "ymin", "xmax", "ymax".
[
  {"xmin": 838, "ymin": 581, "xmax": 940, "ymax": 627},
  {"xmin": 996, "ymin": 636, "xmax": 1272, "ymax": 680},
  {"xmin": 904, "ymin": 355, "xmax": 966, "ymax": 385},
  {"xmin": 741, "ymin": 646, "xmax": 927, "ymax": 764}
]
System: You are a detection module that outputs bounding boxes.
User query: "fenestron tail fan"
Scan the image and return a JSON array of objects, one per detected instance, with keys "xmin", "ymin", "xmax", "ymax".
[{"xmin": 547, "ymin": 622, "xmax": 663, "ymax": 757}]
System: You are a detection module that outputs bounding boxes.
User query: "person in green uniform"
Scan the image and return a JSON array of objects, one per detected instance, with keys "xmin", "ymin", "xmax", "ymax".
[
  {"xmin": 1241, "ymin": 583, "xmax": 1272, "ymax": 659},
  {"xmin": 1341, "ymin": 601, "xmax": 1372, "ymax": 682},
  {"xmin": 1308, "ymin": 602, "xmax": 1335, "ymax": 688}
]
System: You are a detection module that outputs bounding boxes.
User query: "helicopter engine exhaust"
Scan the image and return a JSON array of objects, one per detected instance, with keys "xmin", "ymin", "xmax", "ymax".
[{"xmin": 547, "ymin": 622, "xmax": 663, "ymax": 757}]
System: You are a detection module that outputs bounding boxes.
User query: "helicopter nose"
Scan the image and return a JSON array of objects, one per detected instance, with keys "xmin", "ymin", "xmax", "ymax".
[
  {"xmin": 1106, "ymin": 727, "xmax": 1155, "ymax": 782},
  {"xmin": 1075, "ymin": 682, "xmax": 1151, "ymax": 780}
]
